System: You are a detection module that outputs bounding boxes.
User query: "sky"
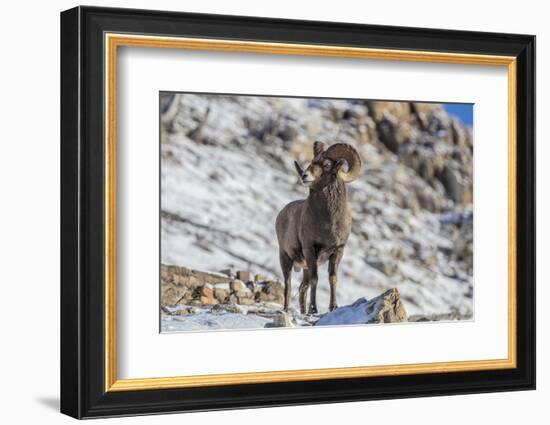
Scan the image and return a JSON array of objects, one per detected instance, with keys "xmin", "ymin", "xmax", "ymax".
[{"xmin": 443, "ymin": 103, "xmax": 473, "ymax": 127}]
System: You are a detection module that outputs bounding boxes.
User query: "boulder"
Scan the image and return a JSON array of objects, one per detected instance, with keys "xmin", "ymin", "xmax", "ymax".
[
  {"xmin": 236, "ymin": 270, "xmax": 251, "ymax": 281},
  {"xmin": 199, "ymin": 285, "xmax": 218, "ymax": 305},
  {"xmin": 271, "ymin": 311, "xmax": 292, "ymax": 327},
  {"xmin": 213, "ymin": 288, "xmax": 229, "ymax": 302},
  {"xmin": 230, "ymin": 279, "xmax": 247, "ymax": 292},
  {"xmin": 315, "ymin": 289, "xmax": 408, "ymax": 326},
  {"xmin": 161, "ymin": 265, "xmax": 234, "ymax": 307},
  {"xmin": 160, "ymin": 285, "xmax": 188, "ymax": 307},
  {"xmin": 161, "ymin": 264, "xmax": 231, "ymax": 286},
  {"xmin": 199, "ymin": 296, "xmax": 218, "ymax": 305},
  {"xmin": 261, "ymin": 281, "xmax": 285, "ymax": 304},
  {"xmin": 254, "ymin": 273, "xmax": 267, "ymax": 283},
  {"xmin": 237, "ymin": 297, "xmax": 255, "ymax": 305},
  {"xmin": 236, "ymin": 288, "xmax": 254, "ymax": 299}
]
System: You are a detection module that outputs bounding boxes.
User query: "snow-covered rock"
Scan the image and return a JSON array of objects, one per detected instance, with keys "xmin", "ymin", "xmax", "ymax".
[
  {"xmin": 161, "ymin": 288, "xmax": 411, "ymax": 332},
  {"xmin": 315, "ymin": 289, "xmax": 408, "ymax": 326}
]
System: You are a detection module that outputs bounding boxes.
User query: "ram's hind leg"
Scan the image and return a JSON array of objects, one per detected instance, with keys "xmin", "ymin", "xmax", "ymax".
[{"xmin": 279, "ymin": 251, "xmax": 293, "ymax": 312}]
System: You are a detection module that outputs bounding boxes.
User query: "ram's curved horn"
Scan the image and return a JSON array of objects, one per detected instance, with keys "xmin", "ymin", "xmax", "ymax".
[{"xmin": 324, "ymin": 143, "xmax": 362, "ymax": 183}]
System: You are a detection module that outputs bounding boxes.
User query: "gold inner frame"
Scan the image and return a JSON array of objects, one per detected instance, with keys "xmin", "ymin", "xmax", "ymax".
[{"xmin": 104, "ymin": 33, "xmax": 517, "ymax": 392}]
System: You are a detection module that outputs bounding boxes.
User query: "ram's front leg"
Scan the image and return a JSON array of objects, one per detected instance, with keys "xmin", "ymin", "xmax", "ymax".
[
  {"xmin": 298, "ymin": 269, "xmax": 310, "ymax": 315},
  {"xmin": 305, "ymin": 251, "xmax": 319, "ymax": 314},
  {"xmin": 328, "ymin": 248, "xmax": 344, "ymax": 311}
]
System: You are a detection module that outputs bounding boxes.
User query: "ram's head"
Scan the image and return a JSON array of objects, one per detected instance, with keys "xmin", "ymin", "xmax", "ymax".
[{"xmin": 294, "ymin": 141, "xmax": 362, "ymax": 187}]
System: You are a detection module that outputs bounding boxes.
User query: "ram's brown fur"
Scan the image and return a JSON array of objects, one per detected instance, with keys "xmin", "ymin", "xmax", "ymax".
[{"xmin": 275, "ymin": 142, "xmax": 361, "ymax": 314}]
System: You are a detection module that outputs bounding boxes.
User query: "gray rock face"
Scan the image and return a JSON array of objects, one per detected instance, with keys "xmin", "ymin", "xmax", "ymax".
[{"xmin": 315, "ymin": 289, "xmax": 408, "ymax": 326}]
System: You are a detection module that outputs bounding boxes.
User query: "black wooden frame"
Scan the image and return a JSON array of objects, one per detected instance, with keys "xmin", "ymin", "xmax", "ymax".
[{"xmin": 60, "ymin": 5, "xmax": 536, "ymax": 419}]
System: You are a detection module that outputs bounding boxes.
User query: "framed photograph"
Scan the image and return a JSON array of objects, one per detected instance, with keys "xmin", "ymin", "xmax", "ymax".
[{"xmin": 60, "ymin": 6, "xmax": 535, "ymax": 419}]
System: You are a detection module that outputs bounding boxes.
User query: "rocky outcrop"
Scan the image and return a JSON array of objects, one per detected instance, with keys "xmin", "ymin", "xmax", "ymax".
[
  {"xmin": 366, "ymin": 101, "xmax": 473, "ymax": 209},
  {"xmin": 161, "ymin": 264, "xmax": 284, "ymax": 308},
  {"xmin": 315, "ymin": 289, "xmax": 408, "ymax": 326},
  {"xmin": 161, "ymin": 266, "xmax": 410, "ymax": 331}
]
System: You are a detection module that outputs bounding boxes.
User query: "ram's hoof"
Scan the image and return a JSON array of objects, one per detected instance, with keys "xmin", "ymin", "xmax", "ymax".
[{"xmin": 309, "ymin": 305, "xmax": 318, "ymax": 315}]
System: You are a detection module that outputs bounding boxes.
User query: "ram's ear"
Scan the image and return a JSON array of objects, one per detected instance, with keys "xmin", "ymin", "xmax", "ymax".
[
  {"xmin": 294, "ymin": 161, "xmax": 304, "ymax": 177},
  {"xmin": 313, "ymin": 141, "xmax": 326, "ymax": 156}
]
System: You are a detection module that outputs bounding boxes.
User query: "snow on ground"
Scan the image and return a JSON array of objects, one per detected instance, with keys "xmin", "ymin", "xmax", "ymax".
[{"xmin": 162, "ymin": 311, "xmax": 271, "ymax": 332}]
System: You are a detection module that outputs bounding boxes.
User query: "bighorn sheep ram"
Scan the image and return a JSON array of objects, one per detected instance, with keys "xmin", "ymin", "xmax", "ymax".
[{"xmin": 275, "ymin": 142, "xmax": 362, "ymax": 314}]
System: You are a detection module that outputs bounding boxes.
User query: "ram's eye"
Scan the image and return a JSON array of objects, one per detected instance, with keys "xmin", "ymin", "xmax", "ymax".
[
  {"xmin": 322, "ymin": 159, "xmax": 332, "ymax": 170},
  {"xmin": 307, "ymin": 164, "xmax": 320, "ymax": 177}
]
